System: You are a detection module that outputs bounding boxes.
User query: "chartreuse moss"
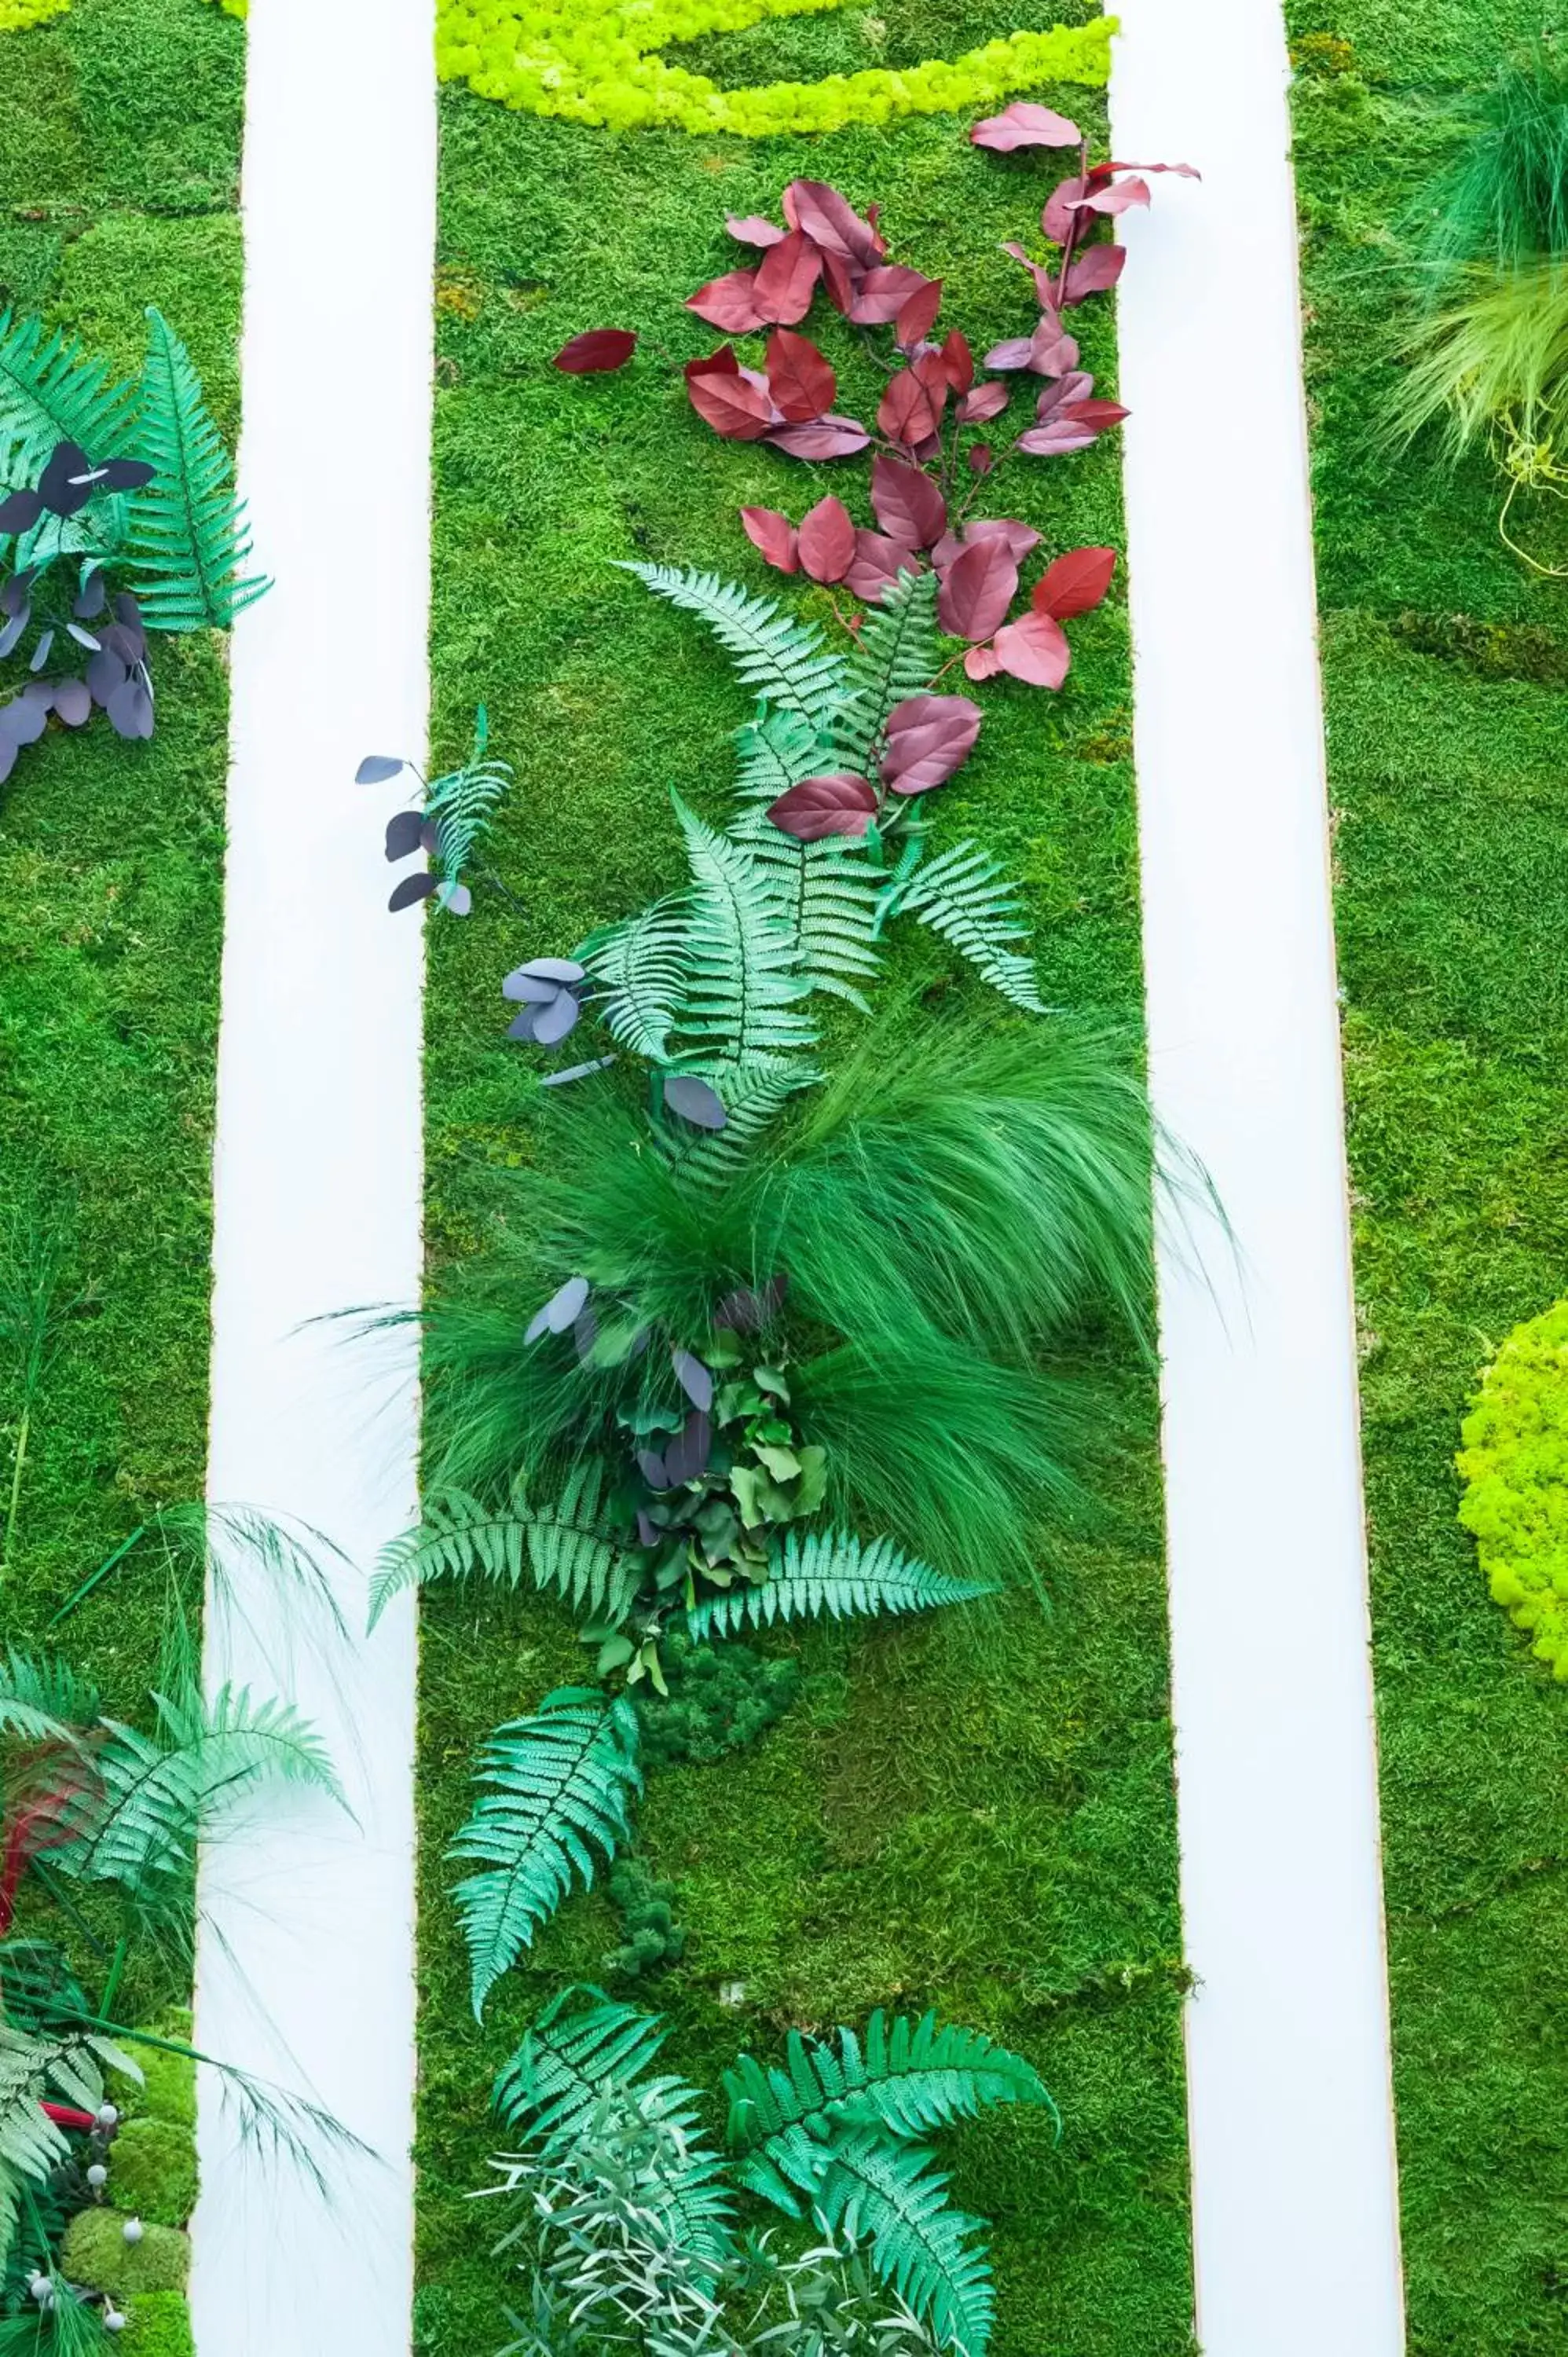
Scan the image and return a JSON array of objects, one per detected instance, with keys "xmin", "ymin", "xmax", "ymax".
[
  {"xmin": 434, "ymin": 0, "xmax": 1112, "ymax": 133},
  {"xmin": 1457, "ymin": 1299, "xmax": 1568, "ymax": 1677},
  {"xmin": 0, "ymin": 0, "xmax": 67, "ymax": 27}
]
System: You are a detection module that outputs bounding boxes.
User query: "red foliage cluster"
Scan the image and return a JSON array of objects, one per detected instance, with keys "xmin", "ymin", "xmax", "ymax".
[{"xmin": 767, "ymin": 686, "xmax": 984, "ymax": 841}]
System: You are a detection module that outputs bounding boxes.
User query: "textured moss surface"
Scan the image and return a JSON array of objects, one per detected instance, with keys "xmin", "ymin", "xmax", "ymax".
[
  {"xmin": 59, "ymin": 2209, "xmax": 189, "ymax": 2297},
  {"xmin": 0, "ymin": 0, "xmax": 240, "ymax": 1805},
  {"xmin": 1290, "ymin": 7, "xmax": 1568, "ymax": 2345},
  {"xmin": 416, "ymin": 21, "xmax": 1192, "ymax": 2355}
]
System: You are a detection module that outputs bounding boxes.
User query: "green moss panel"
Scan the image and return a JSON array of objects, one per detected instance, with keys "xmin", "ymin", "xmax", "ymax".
[
  {"xmin": 1288, "ymin": 7, "xmax": 1568, "ymax": 2348},
  {"xmin": 416, "ymin": 13, "xmax": 1192, "ymax": 2354}
]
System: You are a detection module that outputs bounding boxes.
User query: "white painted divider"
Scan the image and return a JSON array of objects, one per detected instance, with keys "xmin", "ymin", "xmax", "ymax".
[
  {"xmin": 192, "ymin": 2, "xmax": 434, "ymax": 2351},
  {"xmin": 1110, "ymin": 5, "xmax": 1405, "ymax": 2350}
]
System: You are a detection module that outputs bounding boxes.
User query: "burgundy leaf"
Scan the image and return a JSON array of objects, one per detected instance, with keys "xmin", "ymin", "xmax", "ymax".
[
  {"xmin": 1064, "ymin": 397, "xmax": 1130, "ymax": 428},
  {"xmin": 991, "ymin": 610, "xmax": 1071, "ymax": 687},
  {"xmin": 741, "ymin": 507, "xmax": 800, "ymax": 573},
  {"xmin": 766, "ymin": 327, "xmax": 836, "ymax": 421},
  {"xmin": 1061, "ymin": 245, "xmax": 1127, "ymax": 304},
  {"xmin": 687, "ymin": 361, "xmax": 776, "ymax": 441},
  {"xmin": 1042, "ymin": 172, "xmax": 1090, "ymax": 244},
  {"xmin": 957, "ymin": 379, "xmax": 1009, "ymax": 423},
  {"xmin": 877, "ymin": 368, "xmax": 943, "ymax": 447},
  {"xmin": 1035, "ymin": 545, "xmax": 1116, "ymax": 619},
  {"xmin": 797, "ymin": 495, "xmax": 855, "ymax": 585},
  {"xmin": 782, "ymin": 179, "xmax": 885, "ymax": 266},
  {"xmin": 983, "ymin": 336, "xmax": 1036, "ymax": 373},
  {"xmin": 845, "ymin": 530, "xmax": 923, "ymax": 601},
  {"xmin": 1028, "ymin": 315, "xmax": 1079, "ymax": 374},
  {"xmin": 940, "ymin": 330, "xmax": 975, "ymax": 394},
  {"xmin": 964, "ymin": 642, "xmax": 1003, "ymax": 679},
  {"xmin": 819, "ymin": 250, "xmax": 856, "ymax": 315},
  {"xmin": 754, "ymin": 229, "xmax": 823, "ymax": 325},
  {"xmin": 665, "ymin": 1074, "xmax": 728, "ymax": 1129},
  {"xmin": 552, "ymin": 328, "xmax": 638, "ymax": 374},
  {"xmin": 1016, "ymin": 420, "xmax": 1100, "ymax": 456},
  {"xmin": 968, "ymin": 444, "xmax": 995, "ymax": 475},
  {"xmin": 685, "ymin": 343, "xmax": 740, "ymax": 381},
  {"xmin": 870, "ymin": 454, "xmax": 946, "ymax": 550},
  {"xmin": 896, "ymin": 277, "xmax": 943, "ymax": 347},
  {"xmin": 881, "ymin": 693, "xmax": 984, "ymax": 794},
  {"xmin": 727, "ymin": 214, "xmax": 786, "ymax": 247},
  {"xmin": 937, "ymin": 537, "xmax": 1020, "ymax": 642},
  {"xmin": 970, "ymin": 100, "xmax": 1083, "ymax": 151},
  {"xmin": 848, "ymin": 266, "xmax": 931, "ymax": 326},
  {"xmin": 767, "ymin": 414, "xmax": 870, "ymax": 460},
  {"xmin": 964, "ymin": 517, "xmax": 1042, "ymax": 563},
  {"xmin": 1074, "ymin": 175, "xmax": 1151, "ymax": 218},
  {"xmin": 686, "ymin": 269, "xmax": 768, "ymax": 332},
  {"xmin": 768, "ymin": 771, "xmax": 878, "ymax": 840}
]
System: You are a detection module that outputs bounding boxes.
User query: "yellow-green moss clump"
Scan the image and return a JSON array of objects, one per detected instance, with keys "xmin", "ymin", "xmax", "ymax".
[
  {"xmin": 0, "ymin": 0, "xmax": 67, "ymax": 27},
  {"xmin": 121, "ymin": 2291, "xmax": 196, "ymax": 2354},
  {"xmin": 106, "ymin": 2119, "xmax": 200, "ymax": 2228},
  {"xmin": 434, "ymin": 0, "xmax": 1112, "ymax": 131},
  {"xmin": 58, "ymin": 2211, "xmax": 190, "ymax": 2298},
  {"xmin": 1458, "ymin": 1298, "xmax": 1568, "ymax": 1676}
]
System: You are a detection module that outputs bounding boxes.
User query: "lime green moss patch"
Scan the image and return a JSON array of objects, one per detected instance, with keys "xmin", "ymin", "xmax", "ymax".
[
  {"xmin": 1458, "ymin": 1300, "xmax": 1568, "ymax": 1677},
  {"xmin": 126, "ymin": 2010, "xmax": 197, "ymax": 2132},
  {"xmin": 121, "ymin": 2292, "xmax": 195, "ymax": 2355},
  {"xmin": 105, "ymin": 2119, "xmax": 199, "ymax": 2228},
  {"xmin": 59, "ymin": 2210, "xmax": 189, "ymax": 2298}
]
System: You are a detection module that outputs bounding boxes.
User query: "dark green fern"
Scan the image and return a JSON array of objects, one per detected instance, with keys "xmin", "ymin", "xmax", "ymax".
[
  {"xmin": 367, "ymin": 1464, "xmax": 638, "ymax": 1631},
  {"xmin": 126, "ymin": 307, "xmax": 269, "ymax": 630},
  {"xmin": 881, "ymin": 841, "xmax": 1046, "ymax": 1016},
  {"xmin": 0, "ymin": 310, "xmax": 130, "ymax": 478},
  {"xmin": 724, "ymin": 2011, "xmax": 1054, "ymax": 2165},
  {"xmin": 685, "ymin": 1527, "xmax": 997, "ymax": 1637}
]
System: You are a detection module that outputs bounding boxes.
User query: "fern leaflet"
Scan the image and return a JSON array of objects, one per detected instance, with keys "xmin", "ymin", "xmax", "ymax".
[
  {"xmin": 672, "ymin": 797, "xmax": 815, "ymax": 1071},
  {"xmin": 725, "ymin": 2012, "xmax": 1053, "ymax": 2163},
  {"xmin": 493, "ymin": 1989, "xmax": 669, "ymax": 2140},
  {"xmin": 425, "ymin": 707, "xmax": 512, "ymax": 893},
  {"xmin": 882, "ymin": 841, "xmax": 1046, "ymax": 1016},
  {"xmin": 831, "ymin": 571, "xmax": 940, "ymax": 771},
  {"xmin": 368, "ymin": 1465, "xmax": 639, "ymax": 1631},
  {"xmin": 451, "ymin": 1690, "xmax": 642, "ymax": 2017},
  {"xmin": 685, "ymin": 1527, "xmax": 996, "ymax": 1637},
  {"xmin": 662, "ymin": 1057, "xmax": 816, "ymax": 1189},
  {"xmin": 579, "ymin": 896, "xmax": 690, "ymax": 1061},
  {"xmin": 730, "ymin": 704, "xmax": 833, "ymax": 811},
  {"xmin": 0, "ymin": 2025, "xmax": 132, "ymax": 2262},
  {"xmin": 0, "ymin": 1648, "xmax": 97, "ymax": 1747},
  {"xmin": 0, "ymin": 309, "xmax": 131, "ymax": 477},
  {"xmin": 127, "ymin": 307, "xmax": 269, "ymax": 629},
  {"xmin": 625, "ymin": 564, "xmax": 848, "ymax": 725}
]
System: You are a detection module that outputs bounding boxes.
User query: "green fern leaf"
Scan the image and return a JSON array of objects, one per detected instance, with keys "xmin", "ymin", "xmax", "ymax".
[
  {"xmin": 883, "ymin": 841, "xmax": 1046, "ymax": 1016},
  {"xmin": 672, "ymin": 797, "xmax": 816, "ymax": 1072},
  {"xmin": 0, "ymin": 1648, "xmax": 98, "ymax": 1745},
  {"xmin": 831, "ymin": 570, "xmax": 940, "ymax": 771},
  {"xmin": 725, "ymin": 2011, "xmax": 1053, "ymax": 2157},
  {"xmin": 661, "ymin": 1057, "xmax": 817, "ymax": 1189},
  {"xmin": 625, "ymin": 564, "xmax": 848, "ymax": 725},
  {"xmin": 0, "ymin": 309, "xmax": 131, "ymax": 477},
  {"xmin": 368, "ymin": 1466, "xmax": 638, "ymax": 1631},
  {"xmin": 126, "ymin": 307, "xmax": 269, "ymax": 629},
  {"xmin": 742, "ymin": 827, "xmax": 883, "ymax": 1009},
  {"xmin": 763, "ymin": 2129, "xmax": 995, "ymax": 2357},
  {"xmin": 425, "ymin": 709, "xmax": 513, "ymax": 894},
  {"xmin": 493, "ymin": 1988, "xmax": 669, "ymax": 2139},
  {"xmin": 685, "ymin": 1527, "xmax": 997, "ymax": 1637},
  {"xmin": 730, "ymin": 705, "xmax": 833, "ymax": 811},
  {"xmin": 0, "ymin": 2024, "xmax": 135, "ymax": 2263},
  {"xmin": 451, "ymin": 1690, "xmax": 642, "ymax": 2017},
  {"xmin": 579, "ymin": 896, "xmax": 691, "ymax": 1061}
]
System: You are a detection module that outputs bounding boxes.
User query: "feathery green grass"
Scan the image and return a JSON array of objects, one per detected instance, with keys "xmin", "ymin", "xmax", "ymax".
[
  {"xmin": 1291, "ymin": 7, "xmax": 1568, "ymax": 2343},
  {"xmin": 416, "ymin": 20, "xmax": 1192, "ymax": 2352}
]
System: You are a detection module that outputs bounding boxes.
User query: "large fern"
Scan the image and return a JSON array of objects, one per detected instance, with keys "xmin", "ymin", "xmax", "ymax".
[
  {"xmin": 760, "ymin": 2128, "xmax": 995, "ymax": 2357},
  {"xmin": 741, "ymin": 828, "xmax": 883, "ymax": 1010},
  {"xmin": 725, "ymin": 2012, "xmax": 1053, "ymax": 2169},
  {"xmin": 368, "ymin": 1465, "xmax": 638, "ymax": 1631},
  {"xmin": 451, "ymin": 1691, "xmax": 642, "ymax": 2017},
  {"xmin": 881, "ymin": 841, "xmax": 1047, "ymax": 1017},
  {"xmin": 672, "ymin": 797, "xmax": 816, "ymax": 1072},
  {"xmin": 579, "ymin": 896, "xmax": 690, "ymax": 1061},
  {"xmin": 831, "ymin": 571, "xmax": 940, "ymax": 771},
  {"xmin": 0, "ymin": 309, "xmax": 131, "ymax": 477},
  {"xmin": 625, "ymin": 564, "xmax": 848, "ymax": 725},
  {"xmin": 126, "ymin": 308, "xmax": 268, "ymax": 629},
  {"xmin": 729, "ymin": 703, "xmax": 833, "ymax": 813},
  {"xmin": 685, "ymin": 1527, "xmax": 996, "ymax": 1637}
]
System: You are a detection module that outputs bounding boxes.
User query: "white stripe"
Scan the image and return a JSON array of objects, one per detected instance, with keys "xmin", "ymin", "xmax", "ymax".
[
  {"xmin": 192, "ymin": 2, "xmax": 434, "ymax": 2349},
  {"xmin": 1109, "ymin": 3, "xmax": 1405, "ymax": 2347}
]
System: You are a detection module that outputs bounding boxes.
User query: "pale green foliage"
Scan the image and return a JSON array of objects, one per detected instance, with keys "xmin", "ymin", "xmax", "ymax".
[
  {"xmin": 423, "ymin": 706, "xmax": 514, "ymax": 901},
  {"xmin": 368, "ymin": 1464, "xmax": 638, "ymax": 1630},
  {"xmin": 662, "ymin": 1060, "xmax": 818, "ymax": 1190},
  {"xmin": 127, "ymin": 309, "xmax": 268, "ymax": 629},
  {"xmin": 684, "ymin": 1527, "xmax": 996, "ymax": 1638},
  {"xmin": 624, "ymin": 566, "xmax": 847, "ymax": 725},
  {"xmin": 493, "ymin": 1992, "xmax": 672, "ymax": 2144},
  {"xmin": 830, "ymin": 571, "xmax": 940, "ymax": 771},
  {"xmin": 0, "ymin": 1648, "xmax": 96, "ymax": 1747},
  {"xmin": 580, "ymin": 897, "xmax": 690, "ymax": 1061},
  {"xmin": 881, "ymin": 841, "xmax": 1046, "ymax": 1016},
  {"xmin": 451, "ymin": 1692, "xmax": 643, "ymax": 2016},
  {"xmin": 724, "ymin": 2013, "xmax": 1053, "ymax": 2168},
  {"xmin": 672, "ymin": 798, "xmax": 817, "ymax": 1074}
]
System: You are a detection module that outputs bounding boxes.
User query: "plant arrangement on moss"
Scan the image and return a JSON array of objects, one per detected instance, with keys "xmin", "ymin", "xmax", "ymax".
[
  {"xmin": 1457, "ymin": 1295, "xmax": 1568, "ymax": 1680},
  {"xmin": 478, "ymin": 1989, "xmax": 1056, "ymax": 2357},
  {"xmin": 0, "ymin": 303, "xmax": 265, "ymax": 796},
  {"xmin": 1385, "ymin": 46, "xmax": 1568, "ymax": 569}
]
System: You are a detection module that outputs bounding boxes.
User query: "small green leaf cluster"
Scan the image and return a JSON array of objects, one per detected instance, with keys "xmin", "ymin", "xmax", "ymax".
[
  {"xmin": 601, "ymin": 1860, "xmax": 686, "ymax": 1981},
  {"xmin": 432, "ymin": 0, "xmax": 1112, "ymax": 136},
  {"xmin": 632, "ymin": 1634, "xmax": 800, "ymax": 1769},
  {"xmin": 1457, "ymin": 1296, "xmax": 1568, "ymax": 1677}
]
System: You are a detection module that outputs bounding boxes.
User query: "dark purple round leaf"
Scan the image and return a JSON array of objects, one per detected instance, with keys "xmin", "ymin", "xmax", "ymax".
[
  {"xmin": 0, "ymin": 572, "xmax": 33, "ymax": 618},
  {"xmin": 0, "ymin": 734, "xmax": 14, "ymax": 786},
  {"xmin": 716, "ymin": 1274, "xmax": 788, "ymax": 1332},
  {"xmin": 99, "ymin": 459, "xmax": 156, "ymax": 493},
  {"xmin": 525, "ymin": 1274, "xmax": 590, "ymax": 1344},
  {"xmin": 106, "ymin": 676, "xmax": 154, "ymax": 741},
  {"xmin": 636, "ymin": 1508, "xmax": 660, "ymax": 1548},
  {"xmin": 52, "ymin": 677, "xmax": 91, "ymax": 728},
  {"xmin": 573, "ymin": 1305, "xmax": 599, "ymax": 1362},
  {"xmin": 636, "ymin": 1448, "xmax": 670, "ymax": 1491},
  {"xmin": 389, "ymin": 870, "xmax": 438, "ymax": 912},
  {"xmin": 38, "ymin": 442, "xmax": 91, "ymax": 517},
  {"xmin": 86, "ymin": 650, "xmax": 127, "ymax": 707},
  {"xmin": 531, "ymin": 990, "xmax": 581, "ymax": 1047},
  {"xmin": 663, "ymin": 1074, "xmax": 727, "ymax": 1130},
  {"xmin": 356, "ymin": 754, "xmax": 405, "ymax": 784},
  {"xmin": 384, "ymin": 808, "xmax": 426, "ymax": 860},
  {"xmin": 0, "ymin": 610, "xmax": 29, "ymax": 661},
  {"xmin": 504, "ymin": 970, "xmax": 562, "ymax": 1004},
  {"xmin": 506, "ymin": 1007, "xmax": 543, "ymax": 1040},
  {"xmin": 0, "ymin": 488, "xmax": 43, "ymax": 535},
  {"xmin": 21, "ymin": 680, "xmax": 53, "ymax": 706},
  {"xmin": 28, "ymin": 630, "xmax": 53, "ymax": 673},
  {"xmin": 441, "ymin": 883, "xmax": 474, "ymax": 917},
  {"xmin": 672, "ymin": 1348, "xmax": 714, "ymax": 1413},
  {"xmin": 0, "ymin": 697, "xmax": 46, "ymax": 746},
  {"xmin": 98, "ymin": 623, "xmax": 141, "ymax": 666},
  {"xmin": 66, "ymin": 623, "xmax": 101, "ymax": 652}
]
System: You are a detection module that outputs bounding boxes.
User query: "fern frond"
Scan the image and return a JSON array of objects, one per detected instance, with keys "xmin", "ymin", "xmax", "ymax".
[
  {"xmin": 426, "ymin": 709, "xmax": 513, "ymax": 888},
  {"xmin": 685, "ymin": 1527, "xmax": 996, "ymax": 1637},
  {"xmin": 625, "ymin": 564, "xmax": 848, "ymax": 724},
  {"xmin": 761, "ymin": 2130, "xmax": 995, "ymax": 2357},
  {"xmin": 451, "ymin": 1691, "xmax": 642, "ymax": 2017},
  {"xmin": 579, "ymin": 896, "xmax": 691, "ymax": 1061},
  {"xmin": 831, "ymin": 571, "xmax": 940, "ymax": 770},
  {"xmin": 493, "ymin": 1989, "xmax": 669, "ymax": 2139},
  {"xmin": 368, "ymin": 1466, "xmax": 638, "ymax": 1631},
  {"xmin": 126, "ymin": 307, "xmax": 269, "ymax": 629},
  {"xmin": 0, "ymin": 2024, "xmax": 133, "ymax": 2262},
  {"xmin": 725, "ymin": 2012, "xmax": 1053, "ymax": 2159},
  {"xmin": 673, "ymin": 798, "xmax": 815, "ymax": 1072},
  {"xmin": 730, "ymin": 704, "xmax": 834, "ymax": 810},
  {"xmin": 0, "ymin": 1648, "xmax": 98, "ymax": 1745},
  {"xmin": 662, "ymin": 1057, "xmax": 817, "ymax": 1189},
  {"xmin": 883, "ymin": 841, "xmax": 1046, "ymax": 1017},
  {"xmin": 739, "ymin": 827, "xmax": 883, "ymax": 1009},
  {"xmin": 0, "ymin": 308, "xmax": 131, "ymax": 475}
]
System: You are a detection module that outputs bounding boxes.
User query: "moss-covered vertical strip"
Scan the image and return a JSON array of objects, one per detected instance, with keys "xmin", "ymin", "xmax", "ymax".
[
  {"xmin": 1290, "ymin": 5, "xmax": 1568, "ymax": 2344},
  {"xmin": 416, "ymin": 15, "xmax": 1193, "ymax": 2352}
]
